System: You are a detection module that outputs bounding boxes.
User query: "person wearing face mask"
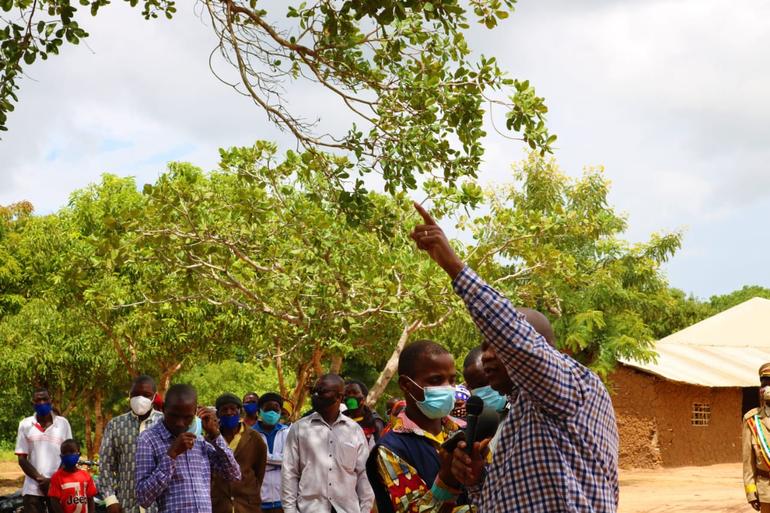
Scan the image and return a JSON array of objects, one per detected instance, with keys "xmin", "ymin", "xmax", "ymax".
[
  {"xmin": 343, "ymin": 380, "xmax": 385, "ymax": 450},
  {"xmin": 211, "ymin": 393, "xmax": 267, "ymax": 513},
  {"xmin": 743, "ymin": 363, "xmax": 770, "ymax": 512},
  {"xmin": 16, "ymin": 386, "xmax": 73, "ymax": 513},
  {"xmin": 252, "ymin": 393, "xmax": 290, "ymax": 513},
  {"xmin": 411, "ymin": 203, "xmax": 619, "ymax": 513},
  {"xmin": 281, "ymin": 374, "xmax": 374, "ymax": 513},
  {"xmin": 99, "ymin": 375, "xmax": 163, "ymax": 513},
  {"xmin": 135, "ymin": 384, "xmax": 241, "ymax": 513},
  {"xmin": 243, "ymin": 392, "xmax": 260, "ymax": 428},
  {"xmin": 365, "ymin": 340, "xmax": 470, "ymax": 513},
  {"xmin": 48, "ymin": 439, "xmax": 97, "ymax": 513}
]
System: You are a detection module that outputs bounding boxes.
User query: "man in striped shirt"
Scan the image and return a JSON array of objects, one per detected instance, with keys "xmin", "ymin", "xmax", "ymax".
[{"xmin": 411, "ymin": 203, "xmax": 619, "ymax": 513}]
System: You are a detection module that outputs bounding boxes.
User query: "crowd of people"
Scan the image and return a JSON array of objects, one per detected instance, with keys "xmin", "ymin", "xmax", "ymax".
[{"xmin": 13, "ymin": 204, "xmax": 620, "ymax": 513}]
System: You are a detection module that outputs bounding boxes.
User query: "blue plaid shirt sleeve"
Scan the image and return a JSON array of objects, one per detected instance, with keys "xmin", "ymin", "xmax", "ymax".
[
  {"xmin": 453, "ymin": 266, "xmax": 586, "ymax": 417},
  {"xmin": 204, "ymin": 435, "xmax": 241, "ymax": 482},
  {"xmin": 135, "ymin": 430, "xmax": 175, "ymax": 508}
]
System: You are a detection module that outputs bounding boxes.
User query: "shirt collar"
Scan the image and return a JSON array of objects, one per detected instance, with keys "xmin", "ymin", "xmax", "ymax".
[
  {"xmin": 309, "ymin": 410, "xmax": 346, "ymax": 427},
  {"xmin": 389, "ymin": 410, "xmax": 462, "ymax": 442}
]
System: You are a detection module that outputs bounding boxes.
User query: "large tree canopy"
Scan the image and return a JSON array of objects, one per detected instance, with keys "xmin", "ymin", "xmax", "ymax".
[{"xmin": 1, "ymin": 0, "xmax": 554, "ymax": 199}]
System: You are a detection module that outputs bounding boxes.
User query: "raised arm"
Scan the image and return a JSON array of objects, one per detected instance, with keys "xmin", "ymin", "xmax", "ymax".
[{"xmin": 410, "ymin": 202, "xmax": 584, "ymax": 417}]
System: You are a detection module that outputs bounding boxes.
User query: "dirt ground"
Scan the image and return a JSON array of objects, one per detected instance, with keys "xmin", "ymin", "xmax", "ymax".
[
  {"xmin": 620, "ymin": 463, "xmax": 753, "ymax": 513},
  {"xmin": 0, "ymin": 460, "xmax": 757, "ymax": 511}
]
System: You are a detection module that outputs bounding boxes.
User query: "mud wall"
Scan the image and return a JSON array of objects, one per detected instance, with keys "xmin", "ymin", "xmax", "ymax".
[{"xmin": 610, "ymin": 366, "xmax": 742, "ymax": 468}]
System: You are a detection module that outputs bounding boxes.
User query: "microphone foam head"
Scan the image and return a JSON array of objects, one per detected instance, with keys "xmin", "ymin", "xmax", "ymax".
[{"xmin": 466, "ymin": 395, "xmax": 484, "ymax": 416}]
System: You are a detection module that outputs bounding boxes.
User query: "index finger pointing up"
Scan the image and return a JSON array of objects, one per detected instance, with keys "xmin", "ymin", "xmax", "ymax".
[{"xmin": 413, "ymin": 201, "xmax": 438, "ymax": 226}]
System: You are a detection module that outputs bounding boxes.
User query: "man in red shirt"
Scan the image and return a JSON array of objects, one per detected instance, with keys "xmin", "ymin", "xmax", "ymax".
[{"xmin": 48, "ymin": 439, "xmax": 96, "ymax": 513}]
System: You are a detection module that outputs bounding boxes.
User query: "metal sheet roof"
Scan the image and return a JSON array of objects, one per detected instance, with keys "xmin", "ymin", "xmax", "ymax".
[{"xmin": 619, "ymin": 297, "xmax": 770, "ymax": 387}]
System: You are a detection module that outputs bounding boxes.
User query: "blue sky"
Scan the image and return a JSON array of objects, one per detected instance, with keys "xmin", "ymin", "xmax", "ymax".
[{"xmin": 1, "ymin": 0, "xmax": 768, "ymax": 299}]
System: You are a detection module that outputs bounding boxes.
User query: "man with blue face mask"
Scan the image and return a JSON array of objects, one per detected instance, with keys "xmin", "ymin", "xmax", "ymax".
[
  {"xmin": 16, "ymin": 387, "xmax": 72, "ymax": 513},
  {"xmin": 366, "ymin": 340, "xmax": 470, "ymax": 513}
]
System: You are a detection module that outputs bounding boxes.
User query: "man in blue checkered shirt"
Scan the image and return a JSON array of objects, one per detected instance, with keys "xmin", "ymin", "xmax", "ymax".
[{"xmin": 411, "ymin": 203, "xmax": 619, "ymax": 513}]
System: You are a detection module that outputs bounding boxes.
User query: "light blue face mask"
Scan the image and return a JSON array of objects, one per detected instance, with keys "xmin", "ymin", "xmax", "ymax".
[
  {"xmin": 407, "ymin": 377, "xmax": 456, "ymax": 420},
  {"xmin": 472, "ymin": 385, "xmax": 507, "ymax": 412},
  {"xmin": 187, "ymin": 416, "xmax": 202, "ymax": 436},
  {"xmin": 260, "ymin": 410, "xmax": 281, "ymax": 426}
]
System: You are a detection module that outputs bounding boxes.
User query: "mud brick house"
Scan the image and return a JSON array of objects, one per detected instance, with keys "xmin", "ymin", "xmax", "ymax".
[{"xmin": 611, "ymin": 297, "xmax": 770, "ymax": 469}]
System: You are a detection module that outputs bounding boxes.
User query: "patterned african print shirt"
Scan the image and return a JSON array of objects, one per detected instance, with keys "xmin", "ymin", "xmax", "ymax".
[
  {"xmin": 454, "ymin": 267, "xmax": 619, "ymax": 513},
  {"xmin": 98, "ymin": 410, "xmax": 163, "ymax": 513},
  {"xmin": 368, "ymin": 411, "xmax": 472, "ymax": 513}
]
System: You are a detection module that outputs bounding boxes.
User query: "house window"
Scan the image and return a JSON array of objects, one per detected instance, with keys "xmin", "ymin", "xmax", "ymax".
[{"xmin": 692, "ymin": 403, "xmax": 711, "ymax": 426}]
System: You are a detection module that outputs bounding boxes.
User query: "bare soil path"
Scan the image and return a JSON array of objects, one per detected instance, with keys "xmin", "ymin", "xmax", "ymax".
[{"xmin": 620, "ymin": 463, "xmax": 753, "ymax": 513}]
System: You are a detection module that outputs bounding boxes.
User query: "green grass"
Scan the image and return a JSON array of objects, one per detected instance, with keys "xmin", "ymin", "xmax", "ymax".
[{"xmin": 0, "ymin": 440, "xmax": 16, "ymax": 462}]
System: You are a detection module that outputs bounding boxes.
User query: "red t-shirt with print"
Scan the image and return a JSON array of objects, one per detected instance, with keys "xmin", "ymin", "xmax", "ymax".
[{"xmin": 48, "ymin": 468, "xmax": 97, "ymax": 513}]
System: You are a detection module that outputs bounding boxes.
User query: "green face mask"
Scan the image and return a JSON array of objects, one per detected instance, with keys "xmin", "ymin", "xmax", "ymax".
[{"xmin": 344, "ymin": 397, "xmax": 360, "ymax": 410}]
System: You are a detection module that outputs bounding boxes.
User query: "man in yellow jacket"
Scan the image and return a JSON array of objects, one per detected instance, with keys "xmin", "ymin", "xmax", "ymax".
[{"xmin": 743, "ymin": 362, "xmax": 770, "ymax": 512}]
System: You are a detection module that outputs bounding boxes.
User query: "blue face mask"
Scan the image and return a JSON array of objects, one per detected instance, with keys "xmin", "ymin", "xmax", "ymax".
[
  {"xmin": 187, "ymin": 416, "xmax": 201, "ymax": 435},
  {"xmin": 407, "ymin": 377, "xmax": 456, "ymax": 420},
  {"xmin": 34, "ymin": 403, "xmax": 52, "ymax": 417},
  {"xmin": 243, "ymin": 403, "xmax": 259, "ymax": 416},
  {"xmin": 472, "ymin": 385, "xmax": 507, "ymax": 412},
  {"xmin": 260, "ymin": 410, "xmax": 281, "ymax": 426},
  {"xmin": 61, "ymin": 453, "xmax": 80, "ymax": 469},
  {"xmin": 219, "ymin": 414, "xmax": 240, "ymax": 430}
]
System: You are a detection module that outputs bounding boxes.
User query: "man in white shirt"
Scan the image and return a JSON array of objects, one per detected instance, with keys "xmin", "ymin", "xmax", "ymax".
[
  {"xmin": 281, "ymin": 374, "xmax": 374, "ymax": 513},
  {"xmin": 15, "ymin": 387, "xmax": 73, "ymax": 513}
]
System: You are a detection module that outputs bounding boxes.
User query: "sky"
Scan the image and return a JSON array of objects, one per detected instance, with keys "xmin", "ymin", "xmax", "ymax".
[{"xmin": 1, "ymin": 0, "xmax": 769, "ymax": 299}]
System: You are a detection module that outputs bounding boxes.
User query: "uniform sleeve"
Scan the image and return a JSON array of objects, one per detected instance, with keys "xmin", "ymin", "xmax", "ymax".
[
  {"xmin": 744, "ymin": 418, "xmax": 759, "ymax": 502},
  {"xmin": 453, "ymin": 266, "xmax": 585, "ymax": 417},
  {"xmin": 47, "ymin": 472, "xmax": 62, "ymax": 499},
  {"xmin": 15, "ymin": 420, "xmax": 28, "ymax": 455},
  {"xmin": 372, "ymin": 445, "xmax": 471, "ymax": 513},
  {"xmin": 280, "ymin": 424, "xmax": 301, "ymax": 513},
  {"xmin": 98, "ymin": 419, "xmax": 120, "ymax": 505}
]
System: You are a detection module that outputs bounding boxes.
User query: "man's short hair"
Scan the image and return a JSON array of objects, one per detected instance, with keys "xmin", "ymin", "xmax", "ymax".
[
  {"xmin": 345, "ymin": 379, "xmax": 369, "ymax": 397},
  {"xmin": 258, "ymin": 392, "xmax": 284, "ymax": 409},
  {"xmin": 398, "ymin": 340, "xmax": 451, "ymax": 379},
  {"xmin": 463, "ymin": 346, "xmax": 483, "ymax": 370},
  {"xmin": 32, "ymin": 387, "xmax": 50, "ymax": 397},
  {"xmin": 131, "ymin": 375, "xmax": 157, "ymax": 392},
  {"xmin": 165, "ymin": 384, "xmax": 197, "ymax": 406}
]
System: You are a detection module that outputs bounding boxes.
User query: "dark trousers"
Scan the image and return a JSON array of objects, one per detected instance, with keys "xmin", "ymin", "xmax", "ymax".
[
  {"xmin": 261, "ymin": 509, "xmax": 284, "ymax": 513},
  {"xmin": 23, "ymin": 495, "xmax": 50, "ymax": 513}
]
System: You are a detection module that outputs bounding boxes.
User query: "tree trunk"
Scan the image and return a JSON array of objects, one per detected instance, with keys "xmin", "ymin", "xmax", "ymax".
[
  {"xmin": 93, "ymin": 390, "xmax": 104, "ymax": 460},
  {"xmin": 288, "ymin": 361, "xmax": 312, "ymax": 422},
  {"xmin": 274, "ymin": 339, "xmax": 287, "ymax": 398},
  {"xmin": 329, "ymin": 354, "xmax": 343, "ymax": 374},
  {"xmin": 366, "ymin": 319, "xmax": 422, "ymax": 406},
  {"xmin": 311, "ymin": 346, "xmax": 324, "ymax": 377},
  {"xmin": 158, "ymin": 361, "xmax": 183, "ymax": 395},
  {"xmin": 83, "ymin": 402, "xmax": 94, "ymax": 459}
]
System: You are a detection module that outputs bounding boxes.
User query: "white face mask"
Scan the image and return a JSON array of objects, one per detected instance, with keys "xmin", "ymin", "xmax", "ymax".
[{"xmin": 130, "ymin": 395, "xmax": 154, "ymax": 416}]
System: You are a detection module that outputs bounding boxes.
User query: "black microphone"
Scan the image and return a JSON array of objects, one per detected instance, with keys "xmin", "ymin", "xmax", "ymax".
[{"xmin": 464, "ymin": 396, "xmax": 484, "ymax": 455}]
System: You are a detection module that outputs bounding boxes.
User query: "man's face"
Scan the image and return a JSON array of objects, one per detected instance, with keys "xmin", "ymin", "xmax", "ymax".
[
  {"xmin": 217, "ymin": 403, "xmax": 240, "ymax": 418},
  {"xmin": 311, "ymin": 378, "xmax": 344, "ymax": 411},
  {"xmin": 262, "ymin": 400, "xmax": 281, "ymax": 414},
  {"xmin": 60, "ymin": 442, "xmax": 79, "ymax": 457},
  {"xmin": 481, "ymin": 342, "xmax": 514, "ymax": 395},
  {"xmin": 400, "ymin": 352, "xmax": 456, "ymax": 405},
  {"xmin": 130, "ymin": 382, "xmax": 155, "ymax": 400},
  {"xmin": 32, "ymin": 391, "xmax": 51, "ymax": 408},
  {"xmin": 344, "ymin": 384, "xmax": 365, "ymax": 407},
  {"xmin": 163, "ymin": 398, "xmax": 197, "ymax": 437}
]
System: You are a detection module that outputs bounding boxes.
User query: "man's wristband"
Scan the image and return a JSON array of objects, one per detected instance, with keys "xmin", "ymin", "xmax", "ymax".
[{"xmin": 431, "ymin": 476, "xmax": 461, "ymax": 503}]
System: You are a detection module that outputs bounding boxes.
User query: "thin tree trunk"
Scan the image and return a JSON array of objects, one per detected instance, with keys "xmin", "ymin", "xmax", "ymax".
[
  {"xmin": 83, "ymin": 403, "xmax": 93, "ymax": 459},
  {"xmin": 159, "ymin": 361, "xmax": 183, "ymax": 395},
  {"xmin": 289, "ymin": 362, "xmax": 311, "ymax": 422},
  {"xmin": 274, "ymin": 339, "xmax": 287, "ymax": 398},
  {"xmin": 311, "ymin": 346, "xmax": 324, "ymax": 377},
  {"xmin": 329, "ymin": 354, "xmax": 343, "ymax": 374},
  {"xmin": 366, "ymin": 320, "xmax": 422, "ymax": 406},
  {"xmin": 93, "ymin": 390, "xmax": 104, "ymax": 460}
]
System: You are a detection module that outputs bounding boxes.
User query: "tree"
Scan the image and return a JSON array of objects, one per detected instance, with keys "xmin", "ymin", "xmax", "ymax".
[
  {"xmin": 2, "ymin": 0, "xmax": 554, "ymax": 199},
  {"xmin": 710, "ymin": 285, "xmax": 770, "ymax": 313}
]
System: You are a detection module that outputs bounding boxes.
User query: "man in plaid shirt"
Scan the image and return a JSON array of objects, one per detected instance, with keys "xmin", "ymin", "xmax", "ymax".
[
  {"xmin": 411, "ymin": 203, "xmax": 619, "ymax": 513},
  {"xmin": 135, "ymin": 384, "xmax": 241, "ymax": 513}
]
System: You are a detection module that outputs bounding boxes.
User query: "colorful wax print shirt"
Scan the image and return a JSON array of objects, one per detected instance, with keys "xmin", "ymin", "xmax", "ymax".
[
  {"xmin": 454, "ymin": 267, "xmax": 619, "ymax": 513},
  {"xmin": 15, "ymin": 414, "xmax": 73, "ymax": 496},
  {"xmin": 48, "ymin": 468, "xmax": 97, "ymax": 513},
  {"xmin": 99, "ymin": 410, "xmax": 163, "ymax": 513},
  {"xmin": 367, "ymin": 411, "xmax": 472, "ymax": 513},
  {"xmin": 135, "ymin": 420, "xmax": 241, "ymax": 513}
]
